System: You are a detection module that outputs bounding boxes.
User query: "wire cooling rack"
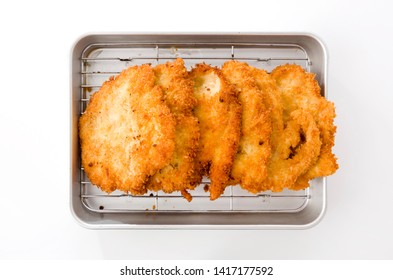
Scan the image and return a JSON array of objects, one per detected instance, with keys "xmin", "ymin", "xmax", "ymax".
[{"xmin": 79, "ymin": 42, "xmax": 312, "ymax": 213}]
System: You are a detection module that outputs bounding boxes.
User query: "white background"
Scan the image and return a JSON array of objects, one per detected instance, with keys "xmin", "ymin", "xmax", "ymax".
[{"xmin": 0, "ymin": 0, "xmax": 392, "ymax": 259}]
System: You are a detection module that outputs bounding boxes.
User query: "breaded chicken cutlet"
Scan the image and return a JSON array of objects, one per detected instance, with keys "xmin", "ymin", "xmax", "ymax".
[
  {"xmin": 147, "ymin": 59, "xmax": 200, "ymax": 201},
  {"xmin": 251, "ymin": 67, "xmax": 321, "ymax": 192},
  {"xmin": 79, "ymin": 64, "xmax": 176, "ymax": 195},
  {"xmin": 271, "ymin": 64, "xmax": 338, "ymax": 190},
  {"xmin": 190, "ymin": 64, "xmax": 242, "ymax": 200},
  {"xmin": 221, "ymin": 61, "xmax": 272, "ymax": 193}
]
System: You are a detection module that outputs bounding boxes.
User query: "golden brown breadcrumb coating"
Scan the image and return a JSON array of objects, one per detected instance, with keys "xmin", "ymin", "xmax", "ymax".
[
  {"xmin": 221, "ymin": 61, "xmax": 272, "ymax": 193},
  {"xmin": 261, "ymin": 109, "xmax": 321, "ymax": 192},
  {"xmin": 250, "ymin": 67, "xmax": 320, "ymax": 192},
  {"xmin": 271, "ymin": 64, "xmax": 338, "ymax": 190},
  {"xmin": 148, "ymin": 59, "xmax": 200, "ymax": 200},
  {"xmin": 190, "ymin": 64, "xmax": 242, "ymax": 200},
  {"xmin": 79, "ymin": 64, "xmax": 176, "ymax": 195}
]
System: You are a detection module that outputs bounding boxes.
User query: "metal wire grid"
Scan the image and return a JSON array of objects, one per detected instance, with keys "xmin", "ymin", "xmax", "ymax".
[{"xmin": 79, "ymin": 43, "xmax": 311, "ymax": 213}]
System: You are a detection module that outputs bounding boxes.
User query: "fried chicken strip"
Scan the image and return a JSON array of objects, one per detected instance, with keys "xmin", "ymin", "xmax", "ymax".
[
  {"xmin": 79, "ymin": 64, "xmax": 176, "ymax": 195},
  {"xmin": 190, "ymin": 64, "xmax": 242, "ymax": 200}
]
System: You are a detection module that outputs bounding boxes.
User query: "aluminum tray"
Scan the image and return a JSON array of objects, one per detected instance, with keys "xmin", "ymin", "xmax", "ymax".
[{"xmin": 70, "ymin": 33, "xmax": 327, "ymax": 229}]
